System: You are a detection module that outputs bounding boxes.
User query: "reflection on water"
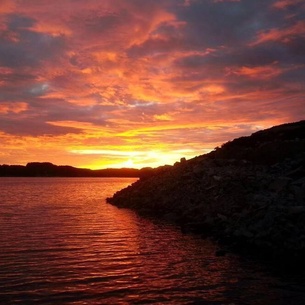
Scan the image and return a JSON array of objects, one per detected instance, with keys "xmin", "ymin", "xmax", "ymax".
[{"xmin": 0, "ymin": 177, "xmax": 305, "ymax": 305}]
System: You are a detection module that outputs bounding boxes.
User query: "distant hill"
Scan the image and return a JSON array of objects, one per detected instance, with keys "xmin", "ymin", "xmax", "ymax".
[
  {"xmin": 0, "ymin": 162, "xmax": 147, "ymax": 177},
  {"xmin": 107, "ymin": 120, "xmax": 305, "ymax": 263}
]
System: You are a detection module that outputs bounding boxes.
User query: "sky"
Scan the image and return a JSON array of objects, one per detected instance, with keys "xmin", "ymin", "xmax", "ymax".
[{"xmin": 0, "ymin": 0, "xmax": 305, "ymax": 169}]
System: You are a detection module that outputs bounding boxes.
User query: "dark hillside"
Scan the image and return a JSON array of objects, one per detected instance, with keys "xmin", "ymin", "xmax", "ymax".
[
  {"xmin": 107, "ymin": 120, "xmax": 305, "ymax": 262},
  {"xmin": 209, "ymin": 120, "xmax": 305, "ymax": 165}
]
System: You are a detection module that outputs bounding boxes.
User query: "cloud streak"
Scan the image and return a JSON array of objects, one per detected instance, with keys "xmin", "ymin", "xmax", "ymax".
[{"xmin": 0, "ymin": 0, "xmax": 304, "ymax": 168}]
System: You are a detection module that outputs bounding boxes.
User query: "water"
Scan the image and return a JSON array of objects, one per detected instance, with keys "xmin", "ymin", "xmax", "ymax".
[{"xmin": 1, "ymin": 177, "xmax": 305, "ymax": 305}]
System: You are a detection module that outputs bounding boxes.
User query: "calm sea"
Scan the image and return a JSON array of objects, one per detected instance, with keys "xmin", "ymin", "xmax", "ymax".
[{"xmin": 1, "ymin": 177, "xmax": 305, "ymax": 305}]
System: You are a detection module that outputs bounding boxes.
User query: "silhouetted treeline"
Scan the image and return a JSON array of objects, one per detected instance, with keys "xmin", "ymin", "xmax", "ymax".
[{"xmin": 0, "ymin": 162, "xmax": 150, "ymax": 177}]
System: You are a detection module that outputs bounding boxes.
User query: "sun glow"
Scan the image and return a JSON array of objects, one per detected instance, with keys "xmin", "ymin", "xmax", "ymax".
[
  {"xmin": 123, "ymin": 159, "xmax": 135, "ymax": 168},
  {"xmin": 71, "ymin": 148, "xmax": 204, "ymax": 170}
]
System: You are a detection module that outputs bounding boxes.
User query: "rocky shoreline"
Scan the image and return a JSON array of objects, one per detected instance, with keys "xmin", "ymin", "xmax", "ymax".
[{"xmin": 107, "ymin": 120, "xmax": 305, "ymax": 263}]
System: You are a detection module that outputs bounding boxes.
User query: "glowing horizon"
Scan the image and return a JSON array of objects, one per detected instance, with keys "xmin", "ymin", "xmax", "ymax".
[{"xmin": 1, "ymin": 0, "xmax": 304, "ymax": 169}]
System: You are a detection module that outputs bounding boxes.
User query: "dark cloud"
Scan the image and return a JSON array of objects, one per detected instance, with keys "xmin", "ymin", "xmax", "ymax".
[
  {"xmin": 279, "ymin": 66, "xmax": 305, "ymax": 85},
  {"xmin": 129, "ymin": 0, "xmax": 305, "ymax": 72},
  {"xmin": 0, "ymin": 116, "xmax": 80, "ymax": 136},
  {"xmin": 127, "ymin": 36, "xmax": 182, "ymax": 58},
  {"xmin": 126, "ymin": 0, "xmax": 305, "ymax": 112},
  {"xmin": 0, "ymin": 14, "xmax": 66, "ymax": 68},
  {"xmin": 0, "ymin": 95, "xmax": 112, "ymax": 136},
  {"xmin": 83, "ymin": 12, "xmax": 129, "ymax": 34},
  {"xmin": 0, "ymin": 71, "xmax": 37, "ymax": 83},
  {"xmin": 284, "ymin": 38, "xmax": 305, "ymax": 61},
  {"xmin": 170, "ymin": 0, "xmax": 281, "ymax": 48},
  {"xmin": 7, "ymin": 14, "xmax": 36, "ymax": 30}
]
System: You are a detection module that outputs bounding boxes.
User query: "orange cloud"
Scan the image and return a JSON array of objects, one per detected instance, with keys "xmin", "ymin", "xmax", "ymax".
[
  {"xmin": 230, "ymin": 64, "xmax": 282, "ymax": 80},
  {"xmin": 253, "ymin": 20, "xmax": 305, "ymax": 45},
  {"xmin": 0, "ymin": 0, "xmax": 15, "ymax": 13},
  {"xmin": 153, "ymin": 114, "xmax": 174, "ymax": 121},
  {"xmin": 0, "ymin": 102, "xmax": 28, "ymax": 114}
]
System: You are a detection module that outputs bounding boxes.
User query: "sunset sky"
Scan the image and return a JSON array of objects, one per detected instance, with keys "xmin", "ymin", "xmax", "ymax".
[{"xmin": 1, "ymin": 0, "xmax": 304, "ymax": 169}]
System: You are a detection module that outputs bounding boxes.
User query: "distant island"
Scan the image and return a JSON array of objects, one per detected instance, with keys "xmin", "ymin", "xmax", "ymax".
[
  {"xmin": 0, "ymin": 162, "xmax": 153, "ymax": 177},
  {"xmin": 107, "ymin": 120, "xmax": 305, "ymax": 263}
]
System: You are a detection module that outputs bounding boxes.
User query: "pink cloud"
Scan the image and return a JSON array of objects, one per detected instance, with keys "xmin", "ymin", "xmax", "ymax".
[
  {"xmin": 0, "ymin": 102, "xmax": 28, "ymax": 114},
  {"xmin": 273, "ymin": 0, "xmax": 305, "ymax": 9},
  {"xmin": 228, "ymin": 63, "xmax": 283, "ymax": 80},
  {"xmin": 253, "ymin": 20, "xmax": 305, "ymax": 45}
]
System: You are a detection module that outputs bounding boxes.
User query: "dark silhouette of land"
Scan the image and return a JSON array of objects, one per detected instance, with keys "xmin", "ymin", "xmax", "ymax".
[
  {"xmin": 0, "ymin": 162, "xmax": 153, "ymax": 177},
  {"xmin": 107, "ymin": 120, "xmax": 305, "ymax": 263}
]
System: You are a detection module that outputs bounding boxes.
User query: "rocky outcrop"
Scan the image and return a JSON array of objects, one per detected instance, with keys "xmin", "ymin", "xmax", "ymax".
[{"xmin": 107, "ymin": 120, "xmax": 305, "ymax": 261}]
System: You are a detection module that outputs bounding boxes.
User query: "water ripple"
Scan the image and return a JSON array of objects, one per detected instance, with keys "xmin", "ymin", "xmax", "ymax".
[{"xmin": 1, "ymin": 177, "xmax": 305, "ymax": 304}]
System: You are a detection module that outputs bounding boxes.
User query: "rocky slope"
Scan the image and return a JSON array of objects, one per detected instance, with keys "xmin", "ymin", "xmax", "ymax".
[{"xmin": 107, "ymin": 120, "xmax": 305, "ymax": 261}]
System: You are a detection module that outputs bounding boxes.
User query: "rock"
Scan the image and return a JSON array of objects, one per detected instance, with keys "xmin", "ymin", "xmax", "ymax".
[
  {"xmin": 287, "ymin": 165, "xmax": 305, "ymax": 179},
  {"xmin": 217, "ymin": 213, "xmax": 228, "ymax": 222},
  {"xmin": 215, "ymin": 249, "xmax": 227, "ymax": 256},
  {"xmin": 292, "ymin": 176, "xmax": 305, "ymax": 186},
  {"xmin": 241, "ymin": 229, "xmax": 254, "ymax": 238},
  {"xmin": 291, "ymin": 186, "xmax": 305, "ymax": 204},
  {"xmin": 269, "ymin": 177, "xmax": 292, "ymax": 192},
  {"xmin": 192, "ymin": 165, "xmax": 204, "ymax": 175},
  {"xmin": 287, "ymin": 206, "xmax": 305, "ymax": 214}
]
